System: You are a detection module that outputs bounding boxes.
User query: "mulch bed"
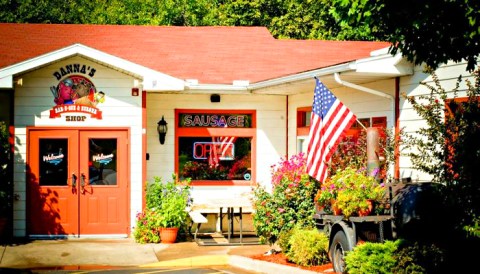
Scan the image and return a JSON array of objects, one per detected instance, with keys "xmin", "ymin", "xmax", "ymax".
[{"xmin": 249, "ymin": 252, "xmax": 334, "ymax": 273}]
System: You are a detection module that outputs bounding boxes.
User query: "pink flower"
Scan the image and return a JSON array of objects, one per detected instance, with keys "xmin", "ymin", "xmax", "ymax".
[{"xmin": 278, "ymin": 208, "xmax": 285, "ymax": 213}]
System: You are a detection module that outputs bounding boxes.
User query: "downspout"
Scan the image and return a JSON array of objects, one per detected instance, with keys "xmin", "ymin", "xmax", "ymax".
[
  {"xmin": 286, "ymin": 95, "xmax": 289, "ymax": 157},
  {"xmin": 333, "ymin": 72, "xmax": 396, "ymax": 177},
  {"xmin": 394, "ymin": 77, "xmax": 400, "ymax": 180}
]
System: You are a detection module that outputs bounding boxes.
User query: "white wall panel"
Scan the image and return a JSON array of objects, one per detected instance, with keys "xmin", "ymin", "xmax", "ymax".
[{"xmin": 146, "ymin": 93, "xmax": 286, "ymax": 196}]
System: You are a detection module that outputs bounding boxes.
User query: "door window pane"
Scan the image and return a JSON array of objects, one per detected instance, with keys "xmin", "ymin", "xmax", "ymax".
[
  {"xmin": 179, "ymin": 137, "xmax": 252, "ymax": 181},
  {"xmin": 39, "ymin": 139, "xmax": 68, "ymax": 186},
  {"xmin": 88, "ymin": 138, "xmax": 117, "ymax": 185}
]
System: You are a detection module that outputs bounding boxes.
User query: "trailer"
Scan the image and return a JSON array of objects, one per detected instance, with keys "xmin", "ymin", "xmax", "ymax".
[
  {"xmin": 314, "ymin": 180, "xmax": 446, "ymax": 273},
  {"xmin": 314, "ymin": 212, "xmax": 394, "ymax": 273}
]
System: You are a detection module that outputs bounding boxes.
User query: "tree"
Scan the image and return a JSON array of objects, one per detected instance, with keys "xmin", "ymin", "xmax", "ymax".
[
  {"xmin": 0, "ymin": 0, "xmax": 219, "ymax": 26},
  {"xmin": 405, "ymin": 68, "xmax": 480, "ymax": 237},
  {"xmin": 330, "ymin": 0, "xmax": 480, "ymax": 71},
  {"xmin": 215, "ymin": 0, "xmax": 371, "ymax": 40}
]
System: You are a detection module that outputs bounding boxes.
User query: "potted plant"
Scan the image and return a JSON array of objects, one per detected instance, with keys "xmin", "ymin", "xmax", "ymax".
[
  {"xmin": 315, "ymin": 167, "xmax": 352, "ymax": 214},
  {"xmin": 134, "ymin": 175, "xmax": 191, "ymax": 244},
  {"xmin": 317, "ymin": 167, "xmax": 386, "ymax": 218},
  {"xmin": 315, "ymin": 179, "xmax": 340, "ymax": 214}
]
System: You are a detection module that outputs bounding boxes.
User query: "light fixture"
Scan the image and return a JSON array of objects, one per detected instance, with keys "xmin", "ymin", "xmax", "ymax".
[
  {"xmin": 210, "ymin": 94, "xmax": 220, "ymax": 103},
  {"xmin": 157, "ymin": 116, "xmax": 168, "ymax": 145},
  {"xmin": 131, "ymin": 88, "xmax": 139, "ymax": 96}
]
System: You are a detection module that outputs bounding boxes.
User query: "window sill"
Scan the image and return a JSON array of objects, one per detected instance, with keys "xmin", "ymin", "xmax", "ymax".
[{"xmin": 189, "ymin": 180, "xmax": 253, "ymax": 186}]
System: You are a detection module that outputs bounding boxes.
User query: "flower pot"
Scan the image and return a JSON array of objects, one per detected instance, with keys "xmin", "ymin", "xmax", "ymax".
[
  {"xmin": 160, "ymin": 227, "xmax": 179, "ymax": 244},
  {"xmin": 315, "ymin": 202, "xmax": 324, "ymax": 212},
  {"xmin": 358, "ymin": 200, "xmax": 374, "ymax": 217},
  {"xmin": 331, "ymin": 201, "xmax": 342, "ymax": 215}
]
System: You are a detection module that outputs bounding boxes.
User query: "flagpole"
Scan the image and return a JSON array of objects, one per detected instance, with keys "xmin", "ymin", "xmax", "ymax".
[{"xmin": 356, "ymin": 119, "xmax": 368, "ymax": 131}]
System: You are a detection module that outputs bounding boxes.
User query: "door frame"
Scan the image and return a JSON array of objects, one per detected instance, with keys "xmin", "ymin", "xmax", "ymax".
[{"xmin": 26, "ymin": 126, "xmax": 131, "ymax": 238}]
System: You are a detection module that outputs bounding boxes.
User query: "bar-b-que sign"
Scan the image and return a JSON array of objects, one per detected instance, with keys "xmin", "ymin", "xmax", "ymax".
[{"xmin": 49, "ymin": 64, "xmax": 106, "ymax": 121}]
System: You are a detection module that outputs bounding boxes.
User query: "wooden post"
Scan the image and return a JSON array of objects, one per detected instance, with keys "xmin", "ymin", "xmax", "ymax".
[{"xmin": 367, "ymin": 127, "xmax": 380, "ymax": 177}]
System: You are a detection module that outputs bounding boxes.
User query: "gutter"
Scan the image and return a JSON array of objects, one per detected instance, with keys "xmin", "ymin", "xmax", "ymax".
[
  {"xmin": 249, "ymin": 63, "xmax": 355, "ymax": 91},
  {"xmin": 182, "ymin": 62, "xmax": 355, "ymax": 93}
]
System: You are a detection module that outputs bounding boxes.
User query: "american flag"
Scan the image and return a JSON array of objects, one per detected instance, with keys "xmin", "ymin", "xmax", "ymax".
[
  {"xmin": 307, "ymin": 79, "xmax": 356, "ymax": 182},
  {"xmin": 208, "ymin": 136, "xmax": 236, "ymax": 167},
  {"xmin": 217, "ymin": 136, "xmax": 236, "ymax": 158}
]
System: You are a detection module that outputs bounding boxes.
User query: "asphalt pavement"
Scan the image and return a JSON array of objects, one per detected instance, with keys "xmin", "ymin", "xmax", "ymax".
[{"xmin": 0, "ymin": 238, "xmax": 325, "ymax": 274}]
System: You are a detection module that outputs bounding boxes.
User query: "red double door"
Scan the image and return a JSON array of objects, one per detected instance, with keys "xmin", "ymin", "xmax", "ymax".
[{"xmin": 27, "ymin": 129, "xmax": 129, "ymax": 237}]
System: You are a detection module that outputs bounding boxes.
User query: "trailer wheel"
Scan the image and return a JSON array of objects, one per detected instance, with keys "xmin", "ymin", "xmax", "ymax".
[{"xmin": 330, "ymin": 230, "xmax": 351, "ymax": 273}]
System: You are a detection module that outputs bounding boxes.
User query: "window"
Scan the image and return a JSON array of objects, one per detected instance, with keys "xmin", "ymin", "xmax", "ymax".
[
  {"xmin": 88, "ymin": 138, "xmax": 117, "ymax": 185},
  {"xmin": 39, "ymin": 138, "xmax": 68, "ymax": 186},
  {"xmin": 296, "ymin": 105, "xmax": 387, "ymax": 153},
  {"xmin": 296, "ymin": 107, "xmax": 312, "ymax": 136},
  {"xmin": 345, "ymin": 116, "xmax": 387, "ymax": 140},
  {"xmin": 175, "ymin": 109, "xmax": 256, "ymax": 185}
]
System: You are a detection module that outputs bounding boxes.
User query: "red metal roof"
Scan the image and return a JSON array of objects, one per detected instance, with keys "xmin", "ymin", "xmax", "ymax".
[{"xmin": 0, "ymin": 23, "xmax": 390, "ymax": 84}]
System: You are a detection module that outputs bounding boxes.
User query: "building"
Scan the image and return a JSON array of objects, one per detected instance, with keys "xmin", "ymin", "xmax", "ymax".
[{"xmin": 0, "ymin": 23, "xmax": 472, "ymax": 238}]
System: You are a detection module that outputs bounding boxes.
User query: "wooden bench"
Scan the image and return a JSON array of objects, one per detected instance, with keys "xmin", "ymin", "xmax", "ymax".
[{"xmin": 188, "ymin": 211, "xmax": 208, "ymax": 242}]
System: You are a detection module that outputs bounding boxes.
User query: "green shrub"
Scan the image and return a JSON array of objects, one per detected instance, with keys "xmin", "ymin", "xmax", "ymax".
[
  {"xmin": 277, "ymin": 227, "xmax": 294, "ymax": 253},
  {"xmin": 286, "ymin": 227, "xmax": 329, "ymax": 266},
  {"xmin": 345, "ymin": 240, "xmax": 399, "ymax": 274},
  {"xmin": 252, "ymin": 153, "xmax": 319, "ymax": 245},
  {"xmin": 393, "ymin": 241, "xmax": 445, "ymax": 274}
]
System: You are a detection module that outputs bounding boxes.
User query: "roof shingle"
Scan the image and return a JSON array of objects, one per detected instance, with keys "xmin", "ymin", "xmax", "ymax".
[{"xmin": 0, "ymin": 23, "xmax": 390, "ymax": 84}]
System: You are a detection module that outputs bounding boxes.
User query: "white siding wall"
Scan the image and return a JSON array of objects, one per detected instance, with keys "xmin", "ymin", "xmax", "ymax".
[
  {"xmin": 288, "ymin": 79, "xmax": 396, "ymax": 159},
  {"xmin": 13, "ymin": 56, "xmax": 143, "ymax": 237},
  {"xmin": 399, "ymin": 61, "xmax": 474, "ymax": 182},
  {"xmin": 146, "ymin": 93, "xmax": 286, "ymax": 202}
]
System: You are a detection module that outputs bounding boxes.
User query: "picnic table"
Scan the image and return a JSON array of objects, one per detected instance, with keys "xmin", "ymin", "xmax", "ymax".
[{"xmin": 188, "ymin": 197, "xmax": 254, "ymax": 245}]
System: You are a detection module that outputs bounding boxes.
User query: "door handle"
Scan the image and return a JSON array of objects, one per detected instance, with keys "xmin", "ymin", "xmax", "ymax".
[
  {"xmin": 72, "ymin": 173, "xmax": 77, "ymax": 188},
  {"xmin": 80, "ymin": 173, "xmax": 88, "ymax": 193}
]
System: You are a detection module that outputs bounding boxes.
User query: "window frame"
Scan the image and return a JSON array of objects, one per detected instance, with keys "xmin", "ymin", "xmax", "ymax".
[
  {"xmin": 175, "ymin": 109, "xmax": 256, "ymax": 186},
  {"xmin": 296, "ymin": 106, "xmax": 312, "ymax": 136}
]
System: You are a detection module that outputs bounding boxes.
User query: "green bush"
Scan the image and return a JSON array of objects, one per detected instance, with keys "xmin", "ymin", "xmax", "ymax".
[
  {"xmin": 393, "ymin": 241, "xmax": 445, "ymax": 274},
  {"xmin": 286, "ymin": 227, "xmax": 329, "ymax": 266},
  {"xmin": 252, "ymin": 153, "xmax": 319, "ymax": 245},
  {"xmin": 277, "ymin": 227, "xmax": 294, "ymax": 253},
  {"xmin": 345, "ymin": 240, "xmax": 399, "ymax": 274}
]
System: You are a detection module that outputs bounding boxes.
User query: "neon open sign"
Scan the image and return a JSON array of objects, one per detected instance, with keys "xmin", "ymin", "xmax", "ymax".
[{"xmin": 193, "ymin": 142, "xmax": 235, "ymax": 160}]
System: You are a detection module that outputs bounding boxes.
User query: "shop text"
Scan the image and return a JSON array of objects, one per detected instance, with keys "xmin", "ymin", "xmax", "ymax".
[{"xmin": 65, "ymin": 115, "xmax": 86, "ymax": 122}]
